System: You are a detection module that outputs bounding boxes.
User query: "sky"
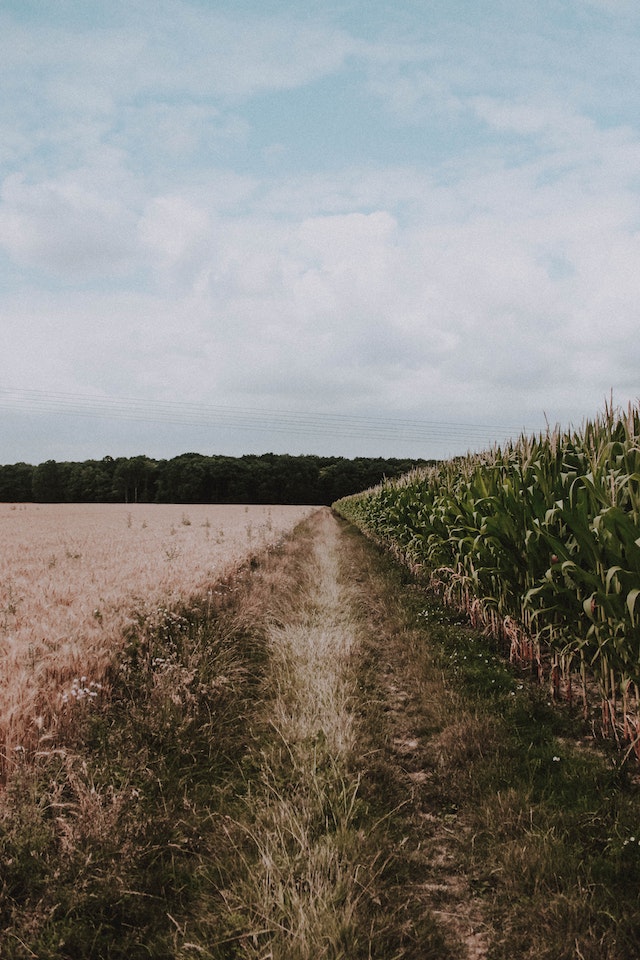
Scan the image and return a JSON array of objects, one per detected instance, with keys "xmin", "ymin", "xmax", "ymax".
[{"xmin": 1, "ymin": 0, "xmax": 639, "ymax": 464}]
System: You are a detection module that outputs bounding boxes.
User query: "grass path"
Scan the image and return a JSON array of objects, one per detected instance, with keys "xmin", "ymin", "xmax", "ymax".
[
  {"xmin": 337, "ymin": 514, "xmax": 640, "ymax": 960},
  {"xmin": 213, "ymin": 507, "xmax": 371, "ymax": 957},
  {"xmin": 216, "ymin": 506, "xmax": 488, "ymax": 958}
]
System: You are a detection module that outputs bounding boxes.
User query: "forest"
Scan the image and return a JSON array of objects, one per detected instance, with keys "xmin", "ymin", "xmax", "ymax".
[{"xmin": 0, "ymin": 452, "xmax": 431, "ymax": 505}]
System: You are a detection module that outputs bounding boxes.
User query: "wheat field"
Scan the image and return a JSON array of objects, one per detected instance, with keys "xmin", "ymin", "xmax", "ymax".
[{"xmin": 0, "ymin": 502, "xmax": 317, "ymax": 772}]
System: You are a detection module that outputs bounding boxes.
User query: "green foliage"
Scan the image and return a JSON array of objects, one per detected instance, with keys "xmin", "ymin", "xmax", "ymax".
[
  {"xmin": 0, "ymin": 454, "xmax": 432, "ymax": 505},
  {"xmin": 346, "ymin": 524, "xmax": 640, "ymax": 959},
  {"xmin": 334, "ymin": 403, "xmax": 640, "ymax": 733}
]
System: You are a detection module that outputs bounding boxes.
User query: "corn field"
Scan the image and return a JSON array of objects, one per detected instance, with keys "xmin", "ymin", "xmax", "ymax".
[{"xmin": 334, "ymin": 402, "xmax": 640, "ymax": 753}]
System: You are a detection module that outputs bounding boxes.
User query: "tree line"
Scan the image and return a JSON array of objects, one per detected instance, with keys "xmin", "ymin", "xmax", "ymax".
[{"xmin": 0, "ymin": 453, "xmax": 432, "ymax": 505}]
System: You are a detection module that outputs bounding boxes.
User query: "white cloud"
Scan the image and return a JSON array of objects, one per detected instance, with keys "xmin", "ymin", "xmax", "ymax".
[
  {"xmin": 138, "ymin": 195, "xmax": 212, "ymax": 277},
  {"xmin": 0, "ymin": 3, "xmax": 356, "ymax": 105},
  {"xmin": 7, "ymin": 108, "xmax": 639, "ymax": 435},
  {"xmin": 1, "ymin": 1, "xmax": 640, "ymax": 460},
  {"xmin": 0, "ymin": 170, "xmax": 139, "ymax": 277},
  {"xmin": 118, "ymin": 101, "xmax": 250, "ymax": 165}
]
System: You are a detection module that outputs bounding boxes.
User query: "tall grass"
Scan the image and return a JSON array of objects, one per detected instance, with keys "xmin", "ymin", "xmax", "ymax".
[
  {"xmin": 0, "ymin": 513, "xmax": 328, "ymax": 958},
  {"xmin": 334, "ymin": 401, "xmax": 640, "ymax": 751},
  {"xmin": 195, "ymin": 510, "xmax": 381, "ymax": 959},
  {"xmin": 0, "ymin": 503, "xmax": 316, "ymax": 779}
]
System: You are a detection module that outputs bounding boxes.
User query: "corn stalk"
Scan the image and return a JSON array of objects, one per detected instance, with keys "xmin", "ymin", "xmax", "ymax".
[{"xmin": 334, "ymin": 402, "xmax": 640, "ymax": 750}]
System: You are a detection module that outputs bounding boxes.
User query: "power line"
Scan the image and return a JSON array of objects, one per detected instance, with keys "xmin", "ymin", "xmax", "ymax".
[{"xmin": 0, "ymin": 387, "xmax": 529, "ymax": 450}]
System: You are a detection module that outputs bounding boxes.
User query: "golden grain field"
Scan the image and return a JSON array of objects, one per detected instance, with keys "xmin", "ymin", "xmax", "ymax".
[{"xmin": 0, "ymin": 502, "xmax": 318, "ymax": 770}]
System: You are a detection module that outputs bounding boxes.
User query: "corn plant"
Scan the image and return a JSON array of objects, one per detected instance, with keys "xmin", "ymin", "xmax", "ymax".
[{"xmin": 334, "ymin": 402, "xmax": 640, "ymax": 752}]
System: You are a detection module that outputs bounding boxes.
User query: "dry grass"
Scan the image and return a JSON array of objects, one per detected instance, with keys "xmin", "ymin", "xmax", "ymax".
[
  {"xmin": 267, "ymin": 530, "xmax": 357, "ymax": 756},
  {"xmin": 213, "ymin": 509, "xmax": 377, "ymax": 959},
  {"xmin": 0, "ymin": 502, "xmax": 317, "ymax": 773}
]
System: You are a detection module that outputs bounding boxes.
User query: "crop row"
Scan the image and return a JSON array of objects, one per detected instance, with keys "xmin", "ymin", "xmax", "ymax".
[{"xmin": 334, "ymin": 402, "xmax": 640, "ymax": 749}]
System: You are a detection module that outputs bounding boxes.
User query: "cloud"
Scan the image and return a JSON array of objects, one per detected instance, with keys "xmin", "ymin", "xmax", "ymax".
[
  {"xmin": 138, "ymin": 194, "xmax": 212, "ymax": 279},
  {"xmin": 1, "ymin": 0, "xmax": 640, "ymax": 462},
  {"xmin": 6, "ymin": 103, "xmax": 639, "ymax": 433},
  {"xmin": 116, "ymin": 101, "xmax": 250, "ymax": 169},
  {"xmin": 0, "ymin": 170, "xmax": 139, "ymax": 277},
  {"xmin": 0, "ymin": 2, "xmax": 356, "ymax": 107}
]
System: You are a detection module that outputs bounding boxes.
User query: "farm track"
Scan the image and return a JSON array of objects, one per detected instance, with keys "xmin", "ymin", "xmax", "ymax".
[
  {"xmin": 326, "ymin": 510, "xmax": 490, "ymax": 959},
  {"xmin": 221, "ymin": 506, "xmax": 487, "ymax": 958}
]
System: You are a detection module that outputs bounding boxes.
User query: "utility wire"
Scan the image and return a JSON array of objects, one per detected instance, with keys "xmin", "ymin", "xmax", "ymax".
[{"xmin": 0, "ymin": 387, "xmax": 530, "ymax": 450}]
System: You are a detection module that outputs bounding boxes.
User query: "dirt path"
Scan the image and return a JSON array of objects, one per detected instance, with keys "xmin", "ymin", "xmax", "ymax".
[
  {"xmin": 219, "ymin": 507, "xmax": 367, "ymax": 956},
  {"xmin": 331, "ymin": 510, "xmax": 491, "ymax": 959},
  {"xmin": 233, "ymin": 506, "xmax": 490, "ymax": 958},
  {"xmin": 2, "ymin": 504, "xmax": 491, "ymax": 960}
]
